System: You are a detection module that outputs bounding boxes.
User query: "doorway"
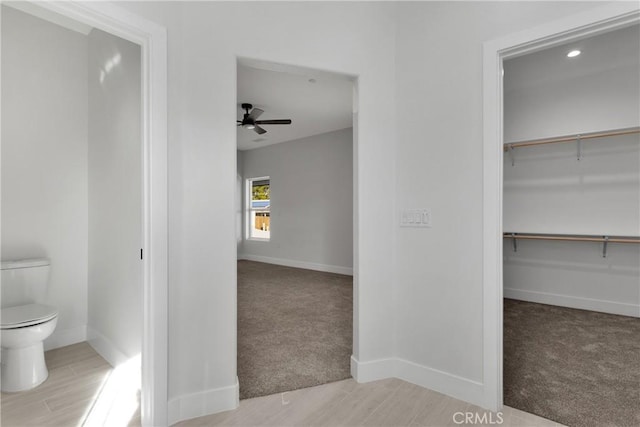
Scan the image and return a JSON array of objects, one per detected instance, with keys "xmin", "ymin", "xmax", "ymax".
[
  {"xmin": 0, "ymin": 2, "xmax": 167, "ymax": 425},
  {"xmin": 482, "ymin": 0, "xmax": 640, "ymax": 419},
  {"xmin": 501, "ymin": 24, "xmax": 640, "ymax": 426},
  {"xmin": 235, "ymin": 59, "xmax": 356, "ymax": 399}
]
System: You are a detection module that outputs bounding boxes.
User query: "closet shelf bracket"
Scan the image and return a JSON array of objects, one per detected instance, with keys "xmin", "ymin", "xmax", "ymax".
[
  {"xmin": 602, "ymin": 236, "xmax": 609, "ymax": 258},
  {"xmin": 508, "ymin": 144, "xmax": 515, "ymax": 167},
  {"xmin": 576, "ymin": 135, "xmax": 582, "ymax": 161}
]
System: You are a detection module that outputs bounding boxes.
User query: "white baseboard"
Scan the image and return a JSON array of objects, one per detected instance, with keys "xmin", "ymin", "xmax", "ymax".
[
  {"xmin": 86, "ymin": 326, "xmax": 129, "ymax": 367},
  {"xmin": 350, "ymin": 356, "xmax": 485, "ymax": 409},
  {"xmin": 395, "ymin": 358, "xmax": 485, "ymax": 408},
  {"xmin": 44, "ymin": 325, "xmax": 87, "ymax": 351},
  {"xmin": 239, "ymin": 254, "xmax": 353, "ymax": 276},
  {"xmin": 350, "ymin": 355, "xmax": 395, "ymax": 383},
  {"xmin": 168, "ymin": 377, "xmax": 239, "ymax": 426},
  {"xmin": 505, "ymin": 288, "xmax": 640, "ymax": 318}
]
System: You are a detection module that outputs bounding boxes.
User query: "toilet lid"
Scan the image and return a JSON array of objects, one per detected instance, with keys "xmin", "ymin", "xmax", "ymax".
[{"xmin": 1, "ymin": 304, "xmax": 58, "ymax": 329}]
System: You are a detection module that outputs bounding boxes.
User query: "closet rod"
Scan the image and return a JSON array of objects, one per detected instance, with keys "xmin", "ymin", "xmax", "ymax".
[
  {"xmin": 503, "ymin": 126, "xmax": 640, "ymax": 150},
  {"xmin": 503, "ymin": 233, "xmax": 640, "ymax": 244}
]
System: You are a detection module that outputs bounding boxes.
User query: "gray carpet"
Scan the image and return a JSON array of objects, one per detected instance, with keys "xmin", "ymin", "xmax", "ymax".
[
  {"xmin": 504, "ymin": 299, "xmax": 640, "ymax": 427},
  {"xmin": 237, "ymin": 260, "xmax": 353, "ymax": 399}
]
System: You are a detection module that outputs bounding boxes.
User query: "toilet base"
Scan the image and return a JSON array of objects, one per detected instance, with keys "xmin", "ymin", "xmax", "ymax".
[{"xmin": 1, "ymin": 342, "xmax": 49, "ymax": 392}]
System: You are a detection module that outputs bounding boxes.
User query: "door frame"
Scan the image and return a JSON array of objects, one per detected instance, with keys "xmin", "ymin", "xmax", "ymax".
[
  {"xmin": 14, "ymin": 2, "xmax": 169, "ymax": 425},
  {"xmin": 482, "ymin": 2, "xmax": 639, "ymax": 412}
]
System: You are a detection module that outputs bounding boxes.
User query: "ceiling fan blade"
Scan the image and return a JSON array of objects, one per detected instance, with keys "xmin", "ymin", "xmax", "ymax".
[
  {"xmin": 255, "ymin": 119, "xmax": 292, "ymax": 125},
  {"xmin": 253, "ymin": 125, "xmax": 267, "ymax": 135},
  {"xmin": 248, "ymin": 108, "xmax": 264, "ymax": 121}
]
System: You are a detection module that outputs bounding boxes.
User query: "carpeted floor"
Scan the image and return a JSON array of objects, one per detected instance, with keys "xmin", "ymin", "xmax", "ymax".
[
  {"xmin": 504, "ymin": 299, "xmax": 640, "ymax": 427},
  {"xmin": 237, "ymin": 260, "xmax": 353, "ymax": 399}
]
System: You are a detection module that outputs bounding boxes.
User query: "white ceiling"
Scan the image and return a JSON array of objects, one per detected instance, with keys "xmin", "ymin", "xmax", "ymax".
[
  {"xmin": 504, "ymin": 24, "xmax": 639, "ymax": 92},
  {"xmin": 237, "ymin": 63, "xmax": 353, "ymax": 151}
]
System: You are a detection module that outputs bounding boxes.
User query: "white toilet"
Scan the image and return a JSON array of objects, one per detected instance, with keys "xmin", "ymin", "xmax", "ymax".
[{"xmin": 1, "ymin": 258, "xmax": 58, "ymax": 392}]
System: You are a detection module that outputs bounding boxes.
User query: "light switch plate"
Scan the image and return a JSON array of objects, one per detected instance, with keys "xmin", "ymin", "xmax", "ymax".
[{"xmin": 400, "ymin": 209, "xmax": 431, "ymax": 228}]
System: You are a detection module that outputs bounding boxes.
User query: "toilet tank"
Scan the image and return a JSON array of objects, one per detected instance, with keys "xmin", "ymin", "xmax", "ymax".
[{"xmin": 1, "ymin": 259, "xmax": 51, "ymax": 309}]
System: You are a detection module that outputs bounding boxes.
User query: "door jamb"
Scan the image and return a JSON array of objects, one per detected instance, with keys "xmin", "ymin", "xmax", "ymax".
[{"xmin": 482, "ymin": 3, "xmax": 640, "ymax": 412}]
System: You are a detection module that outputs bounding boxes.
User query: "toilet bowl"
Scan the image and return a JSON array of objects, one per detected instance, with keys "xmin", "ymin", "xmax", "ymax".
[
  {"xmin": 1, "ymin": 304, "xmax": 58, "ymax": 392},
  {"xmin": 1, "ymin": 258, "xmax": 58, "ymax": 393}
]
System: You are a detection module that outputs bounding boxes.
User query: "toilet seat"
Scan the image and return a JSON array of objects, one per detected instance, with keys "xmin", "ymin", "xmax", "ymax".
[{"xmin": 1, "ymin": 304, "xmax": 58, "ymax": 329}]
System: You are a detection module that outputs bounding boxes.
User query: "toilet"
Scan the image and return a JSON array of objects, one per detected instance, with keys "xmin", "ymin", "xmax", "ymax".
[{"xmin": 1, "ymin": 258, "xmax": 58, "ymax": 392}]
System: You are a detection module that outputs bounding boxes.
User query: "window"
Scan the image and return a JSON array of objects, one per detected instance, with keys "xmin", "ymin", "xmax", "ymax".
[{"xmin": 247, "ymin": 177, "xmax": 270, "ymax": 240}]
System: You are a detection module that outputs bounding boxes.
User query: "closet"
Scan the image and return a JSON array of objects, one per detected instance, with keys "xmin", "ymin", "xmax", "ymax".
[{"xmin": 502, "ymin": 24, "xmax": 640, "ymax": 427}]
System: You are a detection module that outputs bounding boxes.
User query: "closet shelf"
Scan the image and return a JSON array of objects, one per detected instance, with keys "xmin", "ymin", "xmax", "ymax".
[
  {"xmin": 503, "ymin": 232, "xmax": 640, "ymax": 244},
  {"xmin": 503, "ymin": 232, "xmax": 640, "ymax": 257},
  {"xmin": 503, "ymin": 126, "xmax": 640, "ymax": 151}
]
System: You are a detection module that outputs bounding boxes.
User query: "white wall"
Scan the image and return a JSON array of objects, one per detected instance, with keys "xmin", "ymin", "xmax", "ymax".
[
  {"xmin": 503, "ymin": 25, "xmax": 640, "ymax": 317},
  {"xmin": 111, "ymin": 0, "xmax": 629, "ymax": 421},
  {"xmin": 503, "ymin": 24, "xmax": 640, "ymax": 142},
  {"xmin": 393, "ymin": 0, "xmax": 613, "ymax": 405},
  {"xmin": 116, "ymin": 2, "xmax": 396, "ymax": 423},
  {"xmin": 87, "ymin": 28, "xmax": 143, "ymax": 363},
  {"xmin": 240, "ymin": 128, "xmax": 353, "ymax": 274},
  {"xmin": 1, "ymin": 6, "xmax": 88, "ymax": 349}
]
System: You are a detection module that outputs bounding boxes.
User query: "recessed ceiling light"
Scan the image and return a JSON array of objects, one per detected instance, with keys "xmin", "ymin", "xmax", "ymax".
[{"xmin": 567, "ymin": 50, "xmax": 581, "ymax": 58}]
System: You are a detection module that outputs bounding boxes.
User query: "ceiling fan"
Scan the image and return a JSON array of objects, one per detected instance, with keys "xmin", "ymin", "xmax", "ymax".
[{"xmin": 237, "ymin": 103, "xmax": 292, "ymax": 135}]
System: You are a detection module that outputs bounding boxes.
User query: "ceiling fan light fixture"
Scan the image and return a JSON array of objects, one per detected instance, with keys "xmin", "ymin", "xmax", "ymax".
[{"xmin": 238, "ymin": 103, "xmax": 291, "ymax": 135}]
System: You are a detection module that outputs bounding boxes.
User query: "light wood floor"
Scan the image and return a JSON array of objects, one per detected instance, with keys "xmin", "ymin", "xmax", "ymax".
[
  {"xmin": 0, "ymin": 342, "xmax": 140, "ymax": 427},
  {"xmin": 1, "ymin": 342, "xmax": 561, "ymax": 427},
  {"xmin": 177, "ymin": 378, "xmax": 563, "ymax": 427}
]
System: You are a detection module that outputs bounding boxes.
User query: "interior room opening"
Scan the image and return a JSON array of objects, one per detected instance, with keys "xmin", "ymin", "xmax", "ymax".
[
  {"xmin": 501, "ymin": 23, "xmax": 640, "ymax": 426},
  {"xmin": 1, "ymin": 3, "xmax": 144, "ymax": 425},
  {"xmin": 236, "ymin": 58, "xmax": 355, "ymax": 399}
]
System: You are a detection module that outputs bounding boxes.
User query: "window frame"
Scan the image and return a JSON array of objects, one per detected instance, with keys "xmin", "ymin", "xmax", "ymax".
[{"xmin": 246, "ymin": 176, "xmax": 271, "ymax": 241}]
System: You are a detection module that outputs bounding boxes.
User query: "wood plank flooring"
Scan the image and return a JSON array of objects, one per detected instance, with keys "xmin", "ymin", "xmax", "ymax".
[
  {"xmin": 0, "ymin": 342, "xmax": 140, "ymax": 427},
  {"xmin": 176, "ymin": 378, "xmax": 564, "ymax": 427},
  {"xmin": 1, "ymin": 342, "xmax": 563, "ymax": 426}
]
